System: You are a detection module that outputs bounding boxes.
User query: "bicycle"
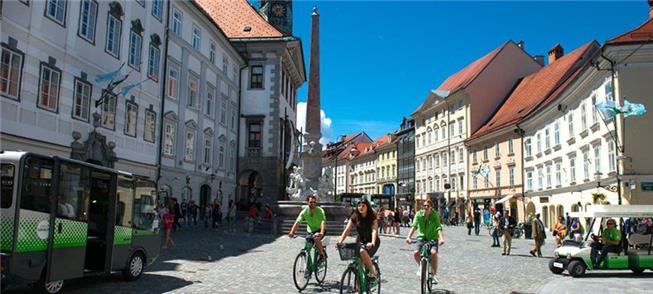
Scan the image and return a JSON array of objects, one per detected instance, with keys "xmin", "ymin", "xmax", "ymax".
[
  {"xmin": 415, "ymin": 239, "xmax": 439, "ymax": 294},
  {"xmin": 292, "ymin": 234, "xmax": 328, "ymax": 291},
  {"xmin": 337, "ymin": 243, "xmax": 381, "ymax": 294}
]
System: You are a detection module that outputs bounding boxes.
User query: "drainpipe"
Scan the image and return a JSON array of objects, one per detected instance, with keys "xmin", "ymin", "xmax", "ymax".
[
  {"xmin": 156, "ymin": 0, "xmax": 172, "ymax": 189},
  {"xmin": 236, "ymin": 62, "xmax": 247, "ymax": 208},
  {"xmin": 600, "ymin": 48, "xmax": 622, "ymax": 206},
  {"xmin": 515, "ymin": 124, "xmax": 526, "ymax": 223}
]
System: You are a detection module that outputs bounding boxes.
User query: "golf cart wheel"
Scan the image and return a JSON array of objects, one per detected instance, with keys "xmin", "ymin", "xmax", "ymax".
[
  {"xmin": 568, "ymin": 260, "xmax": 586, "ymax": 278},
  {"xmin": 123, "ymin": 252, "xmax": 146, "ymax": 281},
  {"xmin": 548, "ymin": 259, "xmax": 564, "ymax": 275}
]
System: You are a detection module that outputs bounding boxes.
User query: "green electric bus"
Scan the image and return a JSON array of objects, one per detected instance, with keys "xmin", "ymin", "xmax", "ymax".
[{"xmin": 1, "ymin": 151, "xmax": 160, "ymax": 293}]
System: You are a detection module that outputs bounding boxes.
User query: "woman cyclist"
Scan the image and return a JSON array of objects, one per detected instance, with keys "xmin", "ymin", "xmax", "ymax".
[{"xmin": 337, "ymin": 196, "xmax": 381, "ymax": 281}]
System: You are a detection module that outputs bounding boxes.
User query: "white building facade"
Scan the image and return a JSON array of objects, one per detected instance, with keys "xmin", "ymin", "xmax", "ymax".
[{"xmin": 1, "ymin": 0, "xmax": 166, "ymax": 178}]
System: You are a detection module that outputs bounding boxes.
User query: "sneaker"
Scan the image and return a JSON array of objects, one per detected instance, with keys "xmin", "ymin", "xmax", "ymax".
[
  {"xmin": 530, "ymin": 250, "xmax": 536, "ymax": 257},
  {"xmin": 416, "ymin": 269, "xmax": 421, "ymax": 277},
  {"xmin": 432, "ymin": 274, "xmax": 440, "ymax": 284}
]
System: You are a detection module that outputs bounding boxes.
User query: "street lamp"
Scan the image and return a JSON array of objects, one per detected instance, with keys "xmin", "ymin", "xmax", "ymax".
[{"xmin": 594, "ymin": 172, "xmax": 619, "ymax": 193}]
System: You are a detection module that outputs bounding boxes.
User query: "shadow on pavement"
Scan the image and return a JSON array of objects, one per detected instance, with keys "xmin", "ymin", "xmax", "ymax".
[
  {"xmin": 564, "ymin": 271, "xmax": 653, "ymax": 279},
  {"xmin": 429, "ymin": 288, "xmax": 453, "ymax": 294}
]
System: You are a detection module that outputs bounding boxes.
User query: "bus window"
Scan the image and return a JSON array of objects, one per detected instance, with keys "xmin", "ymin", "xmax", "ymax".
[
  {"xmin": 21, "ymin": 157, "xmax": 53, "ymax": 213},
  {"xmin": 1, "ymin": 164, "xmax": 15, "ymax": 208},
  {"xmin": 57, "ymin": 163, "xmax": 88, "ymax": 221},
  {"xmin": 116, "ymin": 178, "xmax": 134, "ymax": 227},
  {"xmin": 133, "ymin": 180, "xmax": 157, "ymax": 231}
]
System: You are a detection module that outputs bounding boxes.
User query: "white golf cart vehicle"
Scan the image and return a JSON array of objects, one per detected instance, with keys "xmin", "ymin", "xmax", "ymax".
[{"xmin": 549, "ymin": 205, "xmax": 653, "ymax": 277}]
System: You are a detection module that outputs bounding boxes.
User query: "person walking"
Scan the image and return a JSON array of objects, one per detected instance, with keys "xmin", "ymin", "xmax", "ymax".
[
  {"xmin": 227, "ymin": 199, "xmax": 237, "ymax": 232},
  {"xmin": 394, "ymin": 207, "xmax": 402, "ymax": 234},
  {"xmin": 501, "ymin": 210, "xmax": 516, "ymax": 255},
  {"xmin": 473, "ymin": 207, "xmax": 481, "ymax": 236},
  {"xmin": 172, "ymin": 198, "xmax": 182, "ymax": 231},
  {"xmin": 530, "ymin": 213, "xmax": 545, "ymax": 257},
  {"xmin": 491, "ymin": 210, "xmax": 501, "ymax": 247},
  {"xmin": 162, "ymin": 207, "xmax": 175, "ymax": 249}
]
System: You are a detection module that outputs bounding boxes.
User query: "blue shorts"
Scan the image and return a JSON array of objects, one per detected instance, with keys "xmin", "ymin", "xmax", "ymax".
[{"xmin": 412, "ymin": 239, "xmax": 439, "ymax": 253}]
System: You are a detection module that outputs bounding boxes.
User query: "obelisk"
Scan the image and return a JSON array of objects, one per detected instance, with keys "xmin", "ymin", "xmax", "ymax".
[{"xmin": 302, "ymin": 6, "xmax": 322, "ymax": 192}]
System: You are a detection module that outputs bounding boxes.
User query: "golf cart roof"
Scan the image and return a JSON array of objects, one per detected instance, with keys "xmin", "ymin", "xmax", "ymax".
[{"xmin": 568, "ymin": 205, "xmax": 653, "ymax": 218}]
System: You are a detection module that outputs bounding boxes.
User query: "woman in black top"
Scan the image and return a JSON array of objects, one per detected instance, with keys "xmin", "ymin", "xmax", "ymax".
[{"xmin": 337, "ymin": 197, "xmax": 381, "ymax": 279}]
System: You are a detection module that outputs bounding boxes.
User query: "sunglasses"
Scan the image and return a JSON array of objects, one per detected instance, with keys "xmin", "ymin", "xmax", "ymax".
[
  {"xmin": 423, "ymin": 205, "xmax": 431, "ymax": 208},
  {"xmin": 309, "ymin": 201, "xmax": 317, "ymax": 204}
]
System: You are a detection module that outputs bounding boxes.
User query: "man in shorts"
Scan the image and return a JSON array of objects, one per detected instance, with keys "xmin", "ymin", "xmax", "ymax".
[
  {"xmin": 406, "ymin": 199, "xmax": 445, "ymax": 283},
  {"xmin": 288, "ymin": 195, "xmax": 327, "ymax": 258}
]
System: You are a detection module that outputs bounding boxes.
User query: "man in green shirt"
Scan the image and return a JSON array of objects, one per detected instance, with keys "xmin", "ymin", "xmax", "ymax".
[
  {"xmin": 288, "ymin": 195, "xmax": 327, "ymax": 257},
  {"xmin": 406, "ymin": 199, "xmax": 445, "ymax": 283},
  {"xmin": 590, "ymin": 218, "xmax": 621, "ymax": 267}
]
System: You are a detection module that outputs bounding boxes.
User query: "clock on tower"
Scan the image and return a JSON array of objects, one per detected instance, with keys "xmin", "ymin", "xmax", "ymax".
[{"xmin": 261, "ymin": 0, "xmax": 293, "ymax": 34}]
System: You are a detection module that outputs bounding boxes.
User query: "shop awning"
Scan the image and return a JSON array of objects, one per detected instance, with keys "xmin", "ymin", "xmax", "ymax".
[{"xmin": 496, "ymin": 195, "xmax": 515, "ymax": 204}]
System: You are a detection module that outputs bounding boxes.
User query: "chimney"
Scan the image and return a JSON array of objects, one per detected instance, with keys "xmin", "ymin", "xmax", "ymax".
[
  {"xmin": 533, "ymin": 55, "xmax": 545, "ymax": 66},
  {"xmin": 649, "ymin": 0, "xmax": 653, "ymax": 19},
  {"xmin": 548, "ymin": 44, "xmax": 564, "ymax": 65}
]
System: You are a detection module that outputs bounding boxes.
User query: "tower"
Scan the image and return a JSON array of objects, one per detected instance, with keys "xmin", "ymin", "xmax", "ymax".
[
  {"xmin": 260, "ymin": 0, "xmax": 293, "ymax": 35},
  {"xmin": 302, "ymin": 6, "xmax": 322, "ymax": 192}
]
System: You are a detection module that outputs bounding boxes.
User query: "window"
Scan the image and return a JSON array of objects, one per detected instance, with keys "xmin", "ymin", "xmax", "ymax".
[
  {"xmin": 536, "ymin": 133, "xmax": 542, "ymax": 153},
  {"xmin": 508, "ymin": 137, "xmax": 514, "ymax": 154},
  {"xmin": 509, "ymin": 167, "xmax": 515, "ymax": 187},
  {"xmin": 231, "ymin": 107, "xmax": 236, "ymax": 131},
  {"xmin": 434, "ymin": 128, "xmax": 439, "ymax": 141},
  {"xmin": 100, "ymin": 91, "xmax": 117, "ymax": 129},
  {"xmin": 483, "ymin": 145, "xmax": 488, "ymax": 161},
  {"xmin": 555, "ymin": 162, "xmax": 561, "ymax": 186},
  {"xmin": 538, "ymin": 169, "xmax": 543, "ymax": 189},
  {"xmin": 443, "ymin": 153, "xmax": 448, "ymax": 167},
  {"xmin": 72, "ymin": 78, "xmax": 91, "ymax": 121},
  {"xmin": 184, "ymin": 131, "xmax": 195, "ymax": 162},
  {"xmin": 568, "ymin": 113, "xmax": 575, "ymax": 137},
  {"xmin": 78, "ymin": 0, "xmax": 98, "ymax": 42},
  {"xmin": 594, "ymin": 145, "xmax": 601, "ymax": 173},
  {"xmin": 220, "ymin": 100, "xmax": 226, "ymax": 124},
  {"xmin": 441, "ymin": 125, "xmax": 446, "ymax": 139},
  {"xmin": 124, "ymin": 101, "xmax": 138, "ymax": 137},
  {"xmin": 545, "ymin": 128, "xmax": 551, "ymax": 149},
  {"xmin": 608, "ymin": 142, "xmax": 615, "ymax": 172},
  {"xmin": 435, "ymin": 154, "xmax": 440, "ymax": 169},
  {"xmin": 204, "ymin": 137, "xmax": 212, "ymax": 165},
  {"xmin": 525, "ymin": 138, "xmax": 532, "ymax": 157},
  {"xmin": 449, "ymin": 124, "xmax": 454, "ymax": 137},
  {"xmin": 526, "ymin": 171, "xmax": 533, "ymax": 191},
  {"xmin": 248, "ymin": 123, "xmax": 261, "ymax": 148},
  {"xmin": 250, "ymin": 65, "xmax": 263, "ymax": 88},
  {"xmin": 583, "ymin": 150, "xmax": 590, "ymax": 180},
  {"xmin": 427, "ymin": 131, "xmax": 432, "ymax": 144},
  {"xmin": 21, "ymin": 157, "xmax": 53, "ymax": 213},
  {"xmin": 132, "ymin": 179, "xmax": 157, "ymax": 231},
  {"xmin": 554, "ymin": 121, "xmax": 560, "ymax": 145},
  {"xmin": 495, "ymin": 169, "xmax": 501, "ymax": 187},
  {"xmin": 128, "ymin": 31, "xmax": 143, "ymax": 70},
  {"xmin": 209, "ymin": 42, "xmax": 216, "ymax": 64},
  {"xmin": 591, "ymin": 95, "xmax": 598, "ymax": 124},
  {"xmin": 167, "ymin": 65, "xmax": 178, "ymax": 99},
  {"xmin": 472, "ymin": 149, "xmax": 477, "ymax": 163},
  {"xmin": 147, "ymin": 45, "xmax": 160, "ymax": 81},
  {"xmin": 163, "ymin": 122, "xmax": 175, "ymax": 156},
  {"xmin": 105, "ymin": 14, "xmax": 122, "ymax": 57},
  {"xmin": 605, "ymin": 81, "xmax": 613, "ymax": 101},
  {"xmin": 171, "ymin": 8, "xmax": 182, "ymax": 36},
  {"xmin": 451, "ymin": 177, "xmax": 457, "ymax": 191},
  {"xmin": 192, "ymin": 24, "xmax": 201, "ymax": 50},
  {"xmin": 569, "ymin": 157, "xmax": 577, "ymax": 183},
  {"xmin": 472, "ymin": 174, "xmax": 478, "ymax": 189},
  {"xmin": 45, "ymin": 0, "xmax": 67, "ymax": 25},
  {"xmin": 1, "ymin": 164, "xmax": 15, "ymax": 209},
  {"xmin": 144, "ymin": 109, "xmax": 156, "ymax": 143},
  {"xmin": 218, "ymin": 145, "xmax": 225, "ymax": 168},
  {"xmin": 581, "ymin": 103, "xmax": 587, "ymax": 130},
  {"xmin": 484, "ymin": 174, "xmax": 489, "ymax": 188},
  {"xmin": 223, "ymin": 56, "xmax": 228, "ymax": 73},
  {"xmin": 1, "ymin": 47, "xmax": 24, "ymax": 100},
  {"xmin": 458, "ymin": 120, "xmax": 463, "ymax": 135},
  {"xmin": 152, "ymin": 0, "xmax": 163, "ymax": 20},
  {"xmin": 57, "ymin": 163, "xmax": 88, "ymax": 220},
  {"xmin": 459, "ymin": 148, "xmax": 464, "ymax": 163},
  {"xmin": 187, "ymin": 73, "xmax": 198, "ymax": 107},
  {"xmin": 494, "ymin": 142, "xmax": 500, "ymax": 157},
  {"xmin": 206, "ymin": 84, "xmax": 215, "ymax": 117},
  {"xmin": 38, "ymin": 64, "xmax": 61, "ymax": 112},
  {"xmin": 546, "ymin": 164, "xmax": 551, "ymax": 188}
]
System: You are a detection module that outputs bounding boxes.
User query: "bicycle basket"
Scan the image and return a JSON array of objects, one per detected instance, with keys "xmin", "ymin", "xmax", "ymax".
[{"xmin": 337, "ymin": 243, "xmax": 360, "ymax": 261}]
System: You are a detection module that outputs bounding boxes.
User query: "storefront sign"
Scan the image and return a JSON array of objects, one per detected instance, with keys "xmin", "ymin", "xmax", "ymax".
[{"xmin": 641, "ymin": 182, "xmax": 653, "ymax": 191}]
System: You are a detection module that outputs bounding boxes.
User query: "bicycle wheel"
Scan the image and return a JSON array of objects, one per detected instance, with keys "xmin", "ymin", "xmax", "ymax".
[
  {"xmin": 314, "ymin": 252, "xmax": 327, "ymax": 284},
  {"xmin": 339, "ymin": 266, "xmax": 358, "ymax": 294},
  {"xmin": 420, "ymin": 258, "xmax": 429, "ymax": 294},
  {"xmin": 293, "ymin": 251, "xmax": 310, "ymax": 291},
  {"xmin": 372, "ymin": 261, "xmax": 381, "ymax": 294}
]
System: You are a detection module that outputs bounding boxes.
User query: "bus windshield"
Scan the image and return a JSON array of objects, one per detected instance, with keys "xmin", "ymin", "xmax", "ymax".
[{"xmin": 1, "ymin": 164, "xmax": 15, "ymax": 208}]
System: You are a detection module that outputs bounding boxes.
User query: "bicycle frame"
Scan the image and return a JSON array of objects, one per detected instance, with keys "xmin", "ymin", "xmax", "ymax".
[
  {"xmin": 348, "ymin": 257, "xmax": 371, "ymax": 292},
  {"xmin": 302, "ymin": 238, "xmax": 320, "ymax": 274}
]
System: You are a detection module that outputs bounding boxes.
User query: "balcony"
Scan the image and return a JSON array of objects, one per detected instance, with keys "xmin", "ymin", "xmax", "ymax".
[{"xmin": 248, "ymin": 147, "xmax": 261, "ymax": 157}]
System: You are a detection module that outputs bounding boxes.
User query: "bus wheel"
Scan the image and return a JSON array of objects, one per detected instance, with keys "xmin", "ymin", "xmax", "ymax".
[
  {"xmin": 123, "ymin": 252, "xmax": 145, "ymax": 281},
  {"xmin": 34, "ymin": 275, "xmax": 64, "ymax": 294}
]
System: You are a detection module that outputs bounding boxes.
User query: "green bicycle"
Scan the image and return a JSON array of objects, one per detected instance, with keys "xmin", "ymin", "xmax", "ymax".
[
  {"xmin": 292, "ymin": 234, "xmax": 328, "ymax": 291},
  {"xmin": 337, "ymin": 243, "xmax": 381, "ymax": 294},
  {"xmin": 416, "ymin": 239, "xmax": 439, "ymax": 294}
]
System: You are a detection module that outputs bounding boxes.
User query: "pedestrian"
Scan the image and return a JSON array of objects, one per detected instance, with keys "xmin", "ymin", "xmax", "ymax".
[
  {"xmin": 402, "ymin": 208, "xmax": 410, "ymax": 227},
  {"xmin": 172, "ymin": 198, "xmax": 182, "ymax": 231},
  {"xmin": 247, "ymin": 203, "xmax": 258, "ymax": 232},
  {"xmin": 377, "ymin": 207, "xmax": 385, "ymax": 235},
  {"xmin": 530, "ymin": 213, "xmax": 545, "ymax": 257},
  {"xmin": 204, "ymin": 204, "xmax": 212, "ymax": 228},
  {"xmin": 483, "ymin": 208, "xmax": 490, "ymax": 226},
  {"xmin": 570, "ymin": 218, "xmax": 583, "ymax": 241},
  {"xmin": 394, "ymin": 207, "xmax": 402, "ymax": 234},
  {"xmin": 181, "ymin": 199, "xmax": 188, "ymax": 224},
  {"xmin": 491, "ymin": 209, "xmax": 501, "ymax": 247},
  {"xmin": 228, "ymin": 199, "xmax": 237, "ymax": 232},
  {"xmin": 212, "ymin": 203, "xmax": 222, "ymax": 230},
  {"xmin": 443, "ymin": 208, "xmax": 449, "ymax": 226},
  {"xmin": 554, "ymin": 216, "xmax": 568, "ymax": 247},
  {"xmin": 263, "ymin": 205, "xmax": 273, "ymax": 220},
  {"xmin": 501, "ymin": 210, "xmax": 516, "ymax": 255},
  {"xmin": 189, "ymin": 200, "xmax": 198, "ymax": 226},
  {"xmin": 473, "ymin": 207, "xmax": 481, "ymax": 236},
  {"xmin": 162, "ymin": 207, "xmax": 175, "ymax": 249}
]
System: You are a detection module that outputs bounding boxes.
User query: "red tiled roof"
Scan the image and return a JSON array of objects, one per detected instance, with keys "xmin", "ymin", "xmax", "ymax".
[
  {"xmin": 195, "ymin": 0, "xmax": 285, "ymax": 39},
  {"xmin": 607, "ymin": 17, "xmax": 653, "ymax": 45},
  {"xmin": 469, "ymin": 41, "xmax": 600, "ymax": 141},
  {"xmin": 436, "ymin": 43, "xmax": 505, "ymax": 93},
  {"xmin": 373, "ymin": 135, "xmax": 392, "ymax": 146}
]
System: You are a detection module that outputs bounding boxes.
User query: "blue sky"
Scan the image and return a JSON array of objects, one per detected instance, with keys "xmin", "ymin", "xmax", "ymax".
[{"xmin": 286, "ymin": 0, "xmax": 649, "ymax": 142}]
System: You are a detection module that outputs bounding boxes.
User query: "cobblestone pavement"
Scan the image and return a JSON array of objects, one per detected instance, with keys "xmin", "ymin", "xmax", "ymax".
[{"xmin": 6, "ymin": 224, "xmax": 653, "ymax": 293}]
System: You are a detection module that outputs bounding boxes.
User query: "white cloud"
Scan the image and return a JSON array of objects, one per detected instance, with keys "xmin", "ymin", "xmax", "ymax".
[{"xmin": 296, "ymin": 102, "xmax": 333, "ymax": 147}]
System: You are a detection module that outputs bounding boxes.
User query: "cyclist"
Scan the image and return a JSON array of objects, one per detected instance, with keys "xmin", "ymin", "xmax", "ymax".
[
  {"xmin": 288, "ymin": 194, "xmax": 327, "ymax": 259},
  {"xmin": 337, "ymin": 196, "xmax": 380, "ymax": 282},
  {"xmin": 406, "ymin": 199, "xmax": 445, "ymax": 283}
]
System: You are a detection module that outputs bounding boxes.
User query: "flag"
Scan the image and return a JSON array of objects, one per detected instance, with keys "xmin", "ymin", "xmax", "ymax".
[
  {"xmin": 109, "ymin": 73, "xmax": 130, "ymax": 89},
  {"xmin": 621, "ymin": 99, "xmax": 647, "ymax": 117},
  {"xmin": 595, "ymin": 100, "xmax": 620, "ymax": 120},
  {"xmin": 94, "ymin": 63, "xmax": 124, "ymax": 83},
  {"xmin": 118, "ymin": 80, "xmax": 146, "ymax": 97}
]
